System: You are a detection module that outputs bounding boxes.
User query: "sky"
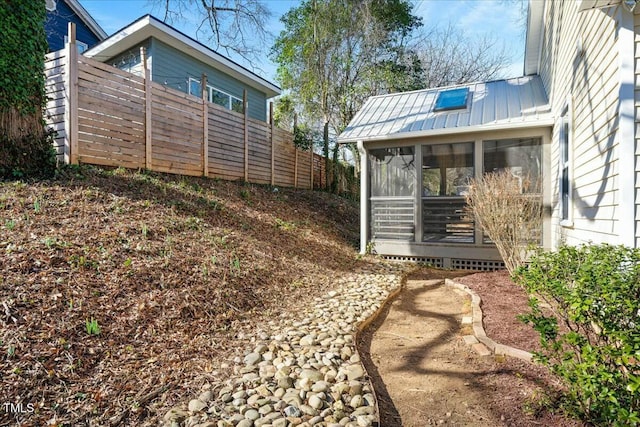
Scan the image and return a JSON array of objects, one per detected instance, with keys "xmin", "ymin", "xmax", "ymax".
[{"xmin": 80, "ymin": 0, "xmax": 527, "ymax": 84}]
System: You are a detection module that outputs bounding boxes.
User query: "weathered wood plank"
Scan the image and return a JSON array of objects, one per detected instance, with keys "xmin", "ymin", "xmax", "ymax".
[
  {"xmin": 77, "ymin": 132, "xmax": 145, "ymax": 153},
  {"xmin": 209, "ymin": 158, "xmax": 245, "ymax": 171},
  {"xmin": 209, "ymin": 166, "xmax": 245, "ymax": 177},
  {"xmin": 78, "ymin": 67, "xmax": 145, "ymax": 95},
  {"xmin": 79, "ymin": 140, "xmax": 145, "ymax": 159},
  {"xmin": 78, "ymin": 75, "xmax": 145, "ymax": 101},
  {"xmin": 209, "ymin": 154, "xmax": 244, "ymax": 166},
  {"xmin": 151, "ymin": 82, "xmax": 201, "ymax": 105},
  {"xmin": 79, "ymin": 56, "xmax": 146, "ymax": 83},
  {"xmin": 45, "ymin": 49, "xmax": 65, "ymax": 61},
  {"xmin": 152, "ymin": 159, "xmax": 203, "ymax": 176},
  {"xmin": 209, "ymin": 142, "xmax": 244, "ymax": 155},
  {"xmin": 78, "ymin": 155, "xmax": 142, "ymax": 169},
  {"xmin": 78, "ymin": 124, "xmax": 144, "ymax": 144},
  {"xmin": 79, "ymin": 108, "xmax": 144, "ymax": 126},
  {"xmin": 152, "ymin": 148, "xmax": 201, "ymax": 164},
  {"xmin": 79, "ymin": 92, "xmax": 145, "ymax": 117},
  {"xmin": 66, "ymin": 24, "xmax": 78, "ymax": 165}
]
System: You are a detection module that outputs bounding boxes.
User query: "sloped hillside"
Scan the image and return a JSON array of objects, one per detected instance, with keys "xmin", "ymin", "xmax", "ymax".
[{"xmin": 0, "ymin": 166, "xmax": 363, "ymax": 426}]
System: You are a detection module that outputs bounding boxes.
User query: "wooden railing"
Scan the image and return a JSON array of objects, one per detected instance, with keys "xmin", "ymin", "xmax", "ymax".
[
  {"xmin": 422, "ymin": 197, "xmax": 474, "ymax": 243},
  {"xmin": 370, "ymin": 197, "xmax": 415, "ymax": 241}
]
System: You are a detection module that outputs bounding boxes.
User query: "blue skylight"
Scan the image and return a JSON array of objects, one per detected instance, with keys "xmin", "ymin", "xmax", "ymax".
[{"xmin": 434, "ymin": 87, "xmax": 469, "ymax": 111}]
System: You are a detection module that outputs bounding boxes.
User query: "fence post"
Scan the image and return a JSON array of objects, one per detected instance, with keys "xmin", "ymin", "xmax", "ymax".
[
  {"xmin": 141, "ymin": 47, "xmax": 152, "ymax": 170},
  {"xmin": 294, "ymin": 147, "xmax": 298, "ymax": 189},
  {"xmin": 243, "ymin": 89, "xmax": 249, "ymax": 182},
  {"xmin": 310, "ymin": 148, "xmax": 314, "ymax": 190},
  {"xmin": 293, "ymin": 113, "xmax": 298, "ymax": 188},
  {"xmin": 201, "ymin": 73, "xmax": 209, "ymax": 177},
  {"xmin": 270, "ymin": 102, "xmax": 275, "ymax": 186},
  {"xmin": 64, "ymin": 23, "xmax": 78, "ymax": 165}
]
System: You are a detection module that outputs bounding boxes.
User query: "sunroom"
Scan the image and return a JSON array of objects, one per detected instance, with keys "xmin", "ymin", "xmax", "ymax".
[{"xmin": 338, "ymin": 76, "xmax": 554, "ymax": 270}]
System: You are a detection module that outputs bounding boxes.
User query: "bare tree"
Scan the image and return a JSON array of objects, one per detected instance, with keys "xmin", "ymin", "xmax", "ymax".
[
  {"xmin": 156, "ymin": 0, "xmax": 271, "ymax": 67},
  {"xmin": 413, "ymin": 24, "xmax": 510, "ymax": 88}
]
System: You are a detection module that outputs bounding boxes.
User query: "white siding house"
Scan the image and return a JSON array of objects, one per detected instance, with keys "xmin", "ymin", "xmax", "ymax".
[
  {"xmin": 339, "ymin": 0, "xmax": 639, "ymax": 269},
  {"xmin": 528, "ymin": 0, "xmax": 637, "ymax": 248}
]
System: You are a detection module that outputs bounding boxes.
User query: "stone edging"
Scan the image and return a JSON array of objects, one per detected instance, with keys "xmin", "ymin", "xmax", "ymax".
[{"xmin": 444, "ymin": 278, "xmax": 533, "ymax": 362}]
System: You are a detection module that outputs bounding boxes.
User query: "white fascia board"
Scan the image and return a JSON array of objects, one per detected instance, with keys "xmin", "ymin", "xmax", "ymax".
[
  {"xmin": 66, "ymin": 0, "xmax": 108, "ymax": 39},
  {"xmin": 523, "ymin": 0, "xmax": 545, "ymax": 76},
  {"xmin": 338, "ymin": 116, "xmax": 555, "ymax": 144},
  {"xmin": 85, "ymin": 16, "xmax": 280, "ymax": 98}
]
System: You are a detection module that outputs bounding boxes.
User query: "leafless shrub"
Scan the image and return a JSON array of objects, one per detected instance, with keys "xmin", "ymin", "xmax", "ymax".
[{"xmin": 465, "ymin": 170, "xmax": 542, "ymax": 274}]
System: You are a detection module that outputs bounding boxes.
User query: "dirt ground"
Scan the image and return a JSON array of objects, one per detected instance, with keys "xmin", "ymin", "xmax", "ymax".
[
  {"xmin": 0, "ymin": 167, "xmax": 364, "ymax": 427},
  {"xmin": 357, "ymin": 268, "xmax": 580, "ymax": 427}
]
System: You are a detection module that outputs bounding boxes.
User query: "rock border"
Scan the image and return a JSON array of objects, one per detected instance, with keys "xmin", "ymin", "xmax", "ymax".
[
  {"xmin": 445, "ymin": 278, "xmax": 533, "ymax": 362},
  {"xmin": 163, "ymin": 263, "xmax": 412, "ymax": 427}
]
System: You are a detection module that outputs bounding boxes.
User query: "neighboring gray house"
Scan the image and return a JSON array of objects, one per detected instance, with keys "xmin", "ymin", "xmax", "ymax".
[
  {"xmin": 339, "ymin": 0, "xmax": 638, "ymax": 270},
  {"xmin": 84, "ymin": 15, "xmax": 280, "ymax": 122}
]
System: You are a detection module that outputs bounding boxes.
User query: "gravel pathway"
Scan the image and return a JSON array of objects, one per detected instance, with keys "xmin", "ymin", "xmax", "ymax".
[{"xmin": 162, "ymin": 262, "xmax": 410, "ymax": 427}]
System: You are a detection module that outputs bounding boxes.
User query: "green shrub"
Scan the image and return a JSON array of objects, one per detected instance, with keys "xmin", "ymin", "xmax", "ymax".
[
  {"xmin": 0, "ymin": 1, "xmax": 55, "ymax": 180},
  {"xmin": 515, "ymin": 244, "xmax": 640, "ymax": 426},
  {"xmin": 0, "ymin": 129, "xmax": 56, "ymax": 180}
]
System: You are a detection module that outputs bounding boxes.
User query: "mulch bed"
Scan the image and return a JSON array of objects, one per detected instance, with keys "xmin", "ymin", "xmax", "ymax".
[{"xmin": 456, "ymin": 270, "xmax": 543, "ymax": 354}]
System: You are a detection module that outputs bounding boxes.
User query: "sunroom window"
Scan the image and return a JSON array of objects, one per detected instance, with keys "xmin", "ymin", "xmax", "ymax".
[
  {"xmin": 483, "ymin": 138, "xmax": 542, "ymax": 193},
  {"xmin": 483, "ymin": 137, "xmax": 542, "ymax": 243},
  {"xmin": 422, "ymin": 142, "xmax": 474, "ymax": 243},
  {"xmin": 369, "ymin": 147, "xmax": 416, "ymax": 241}
]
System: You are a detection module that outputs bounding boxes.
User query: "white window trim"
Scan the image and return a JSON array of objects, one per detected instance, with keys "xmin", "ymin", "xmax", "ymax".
[
  {"xmin": 559, "ymin": 100, "xmax": 573, "ymax": 227},
  {"xmin": 64, "ymin": 35, "xmax": 88, "ymax": 54},
  {"xmin": 188, "ymin": 77, "xmax": 243, "ymax": 112}
]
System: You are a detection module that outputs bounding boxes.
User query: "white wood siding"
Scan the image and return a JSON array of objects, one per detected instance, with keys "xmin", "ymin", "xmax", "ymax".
[{"xmin": 539, "ymin": 1, "xmax": 624, "ymax": 247}]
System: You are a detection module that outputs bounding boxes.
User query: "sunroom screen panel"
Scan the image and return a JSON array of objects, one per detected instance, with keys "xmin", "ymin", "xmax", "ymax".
[{"xmin": 369, "ymin": 147, "xmax": 416, "ymax": 241}]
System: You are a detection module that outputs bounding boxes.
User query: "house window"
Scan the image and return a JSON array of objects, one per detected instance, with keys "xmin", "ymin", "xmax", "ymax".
[
  {"xmin": 189, "ymin": 79, "xmax": 202, "ymax": 97},
  {"xmin": 188, "ymin": 78, "xmax": 244, "ymax": 113},
  {"xmin": 434, "ymin": 87, "xmax": 469, "ymax": 111},
  {"xmin": 421, "ymin": 142, "xmax": 474, "ymax": 243},
  {"xmin": 559, "ymin": 106, "xmax": 572, "ymax": 224}
]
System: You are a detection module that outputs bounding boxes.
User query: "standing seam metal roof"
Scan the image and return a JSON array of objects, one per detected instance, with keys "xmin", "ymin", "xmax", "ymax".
[{"xmin": 338, "ymin": 75, "xmax": 552, "ymax": 143}]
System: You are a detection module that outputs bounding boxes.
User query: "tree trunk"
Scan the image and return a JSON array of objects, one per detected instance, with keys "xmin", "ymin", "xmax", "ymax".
[
  {"xmin": 323, "ymin": 120, "xmax": 329, "ymax": 189},
  {"xmin": 331, "ymin": 142, "xmax": 339, "ymax": 193}
]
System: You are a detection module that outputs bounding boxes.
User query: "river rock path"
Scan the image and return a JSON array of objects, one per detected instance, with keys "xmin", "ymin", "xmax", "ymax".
[{"xmin": 162, "ymin": 262, "xmax": 410, "ymax": 427}]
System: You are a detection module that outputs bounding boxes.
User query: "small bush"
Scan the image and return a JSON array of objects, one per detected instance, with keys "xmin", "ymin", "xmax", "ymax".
[
  {"xmin": 465, "ymin": 170, "xmax": 542, "ymax": 274},
  {"xmin": 515, "ymin": 244, "xmax": 640, "ymax": 426}
]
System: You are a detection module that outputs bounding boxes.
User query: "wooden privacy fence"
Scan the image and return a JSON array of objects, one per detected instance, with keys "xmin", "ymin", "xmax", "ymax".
[{"xmin": 44, "ymin": 26, "xmax": 354, "ymax": 193}]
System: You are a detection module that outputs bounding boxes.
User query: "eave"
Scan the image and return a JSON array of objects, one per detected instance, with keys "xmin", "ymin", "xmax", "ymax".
[{"xmin": 84, "ymin": 15, "xmax": 280, "ymax": 98}]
